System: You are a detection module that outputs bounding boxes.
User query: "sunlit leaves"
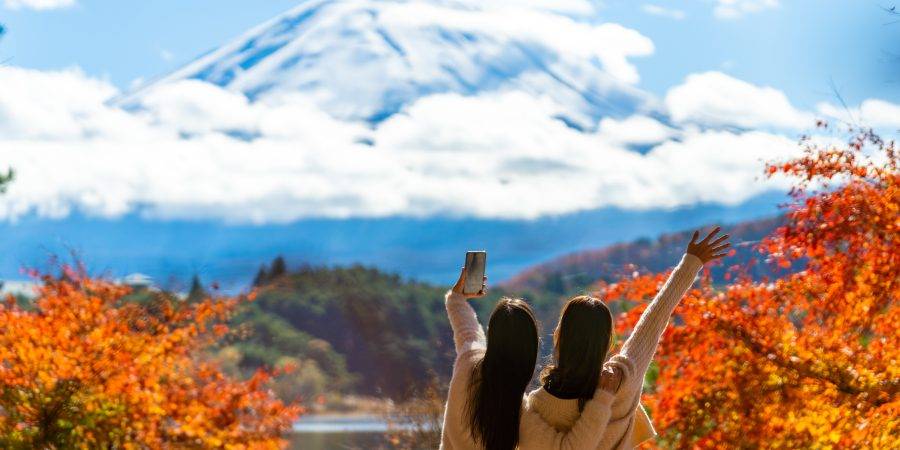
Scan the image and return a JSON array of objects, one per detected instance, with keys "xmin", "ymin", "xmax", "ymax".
[
  {"xmin": 0, "ymin": 275, "xmax": 301, "ymax": 448},
  {"xmin": 604, "ymin": 129, "xmax": 898, "ymax": 448}
]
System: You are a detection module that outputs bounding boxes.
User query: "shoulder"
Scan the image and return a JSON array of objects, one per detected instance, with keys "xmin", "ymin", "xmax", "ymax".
[
  {"xmin": 604, "ymin": 355, "xmax": 638, "ymax": 388},
  {"xmin": 523, "ymin": 386, "xmax": 543, "ymax": 410},
  {"xmin": 605, "ymin": 355, "xmax": 636, "ymax": 378}
]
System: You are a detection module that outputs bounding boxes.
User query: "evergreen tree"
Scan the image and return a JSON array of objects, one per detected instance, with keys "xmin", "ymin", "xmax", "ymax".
[
  {"xmin": 187, "ymin": 274, "xmax": 207, "ymax": 302},
  {"xmin": 269, "ymin": 256, "xmax": 287, "ymax": 279},
  {"xmin": 252, "ymin": 265, "xmax": 269, "ymax": 287}
]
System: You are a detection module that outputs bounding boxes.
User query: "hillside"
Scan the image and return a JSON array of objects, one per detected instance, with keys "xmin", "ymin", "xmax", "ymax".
[
  {"xmin": 231, "ymin": 263, "xmax": 456, "ymax": 401},
  {"xmin": 230, "ymin": 258, "xmax": 563, "ymax": 402},
  {"xmin": 503, "ymin": 216, "xmax": 783, "ymax": 294},
  {"xmin": 226, "ymin": 217, "xmax": 785, "ymax": 403}
]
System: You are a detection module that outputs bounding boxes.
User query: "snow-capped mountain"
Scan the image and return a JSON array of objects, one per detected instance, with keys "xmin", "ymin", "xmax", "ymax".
[
  {"xmin": 121, "ymin": 0, "xmax": 657, "ymax": 128},
  {"xmin": 1, "ymin": 0, "xmax": 809, "ymax": 287}
]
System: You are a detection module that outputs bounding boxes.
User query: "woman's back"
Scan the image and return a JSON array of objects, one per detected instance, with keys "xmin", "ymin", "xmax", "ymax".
[
  {"xmin": 439, "ymin": 269, "xmax": 539, "ymax": 450},
  {"xmin": 524, "ymin": 355, "xmax": 654, "ymax": 449}
]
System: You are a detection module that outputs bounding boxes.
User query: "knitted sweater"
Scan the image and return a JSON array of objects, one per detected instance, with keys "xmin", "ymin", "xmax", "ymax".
[
  {"xmin": 439, "ymin": 291, "xmax": 618, "ymax": 450},
  {"xmin": 522, "ymin": 253, "xmax": 703, "ymax": 450}
]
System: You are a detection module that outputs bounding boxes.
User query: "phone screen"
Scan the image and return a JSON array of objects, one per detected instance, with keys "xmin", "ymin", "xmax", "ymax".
[{"xmin": 464, "ymin": 251, "xmax": 487, "ymax": 294}]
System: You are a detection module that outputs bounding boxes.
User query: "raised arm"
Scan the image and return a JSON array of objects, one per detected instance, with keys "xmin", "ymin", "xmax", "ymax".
[
  {"xmin": 446, "ymin": 267, "xmax": 488, "ymax": 355},
  {"xmin": 518, "ymin": 367, "xmax": 622, "ymax": 450},
  {"xmin": 618, "ymin": 228, "xmax": 730, "ymax": 384}
]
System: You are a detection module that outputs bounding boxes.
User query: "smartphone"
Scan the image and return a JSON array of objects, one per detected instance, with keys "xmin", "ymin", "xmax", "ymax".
[{"xmin": 463, "ymin": 251, "xmax": 487, "ymax": 295}]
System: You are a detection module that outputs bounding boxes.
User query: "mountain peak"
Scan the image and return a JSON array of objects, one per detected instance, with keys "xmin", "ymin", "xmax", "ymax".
[{"xmin": 121, "ymin": 0, "xmax": 655, "ymax": 125}]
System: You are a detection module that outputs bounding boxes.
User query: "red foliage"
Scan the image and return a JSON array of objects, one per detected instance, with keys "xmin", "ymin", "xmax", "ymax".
[
  {"xmin": 0, "ymin": 274, "xmax": 302, "ymax": 448},
  {"xmin": 601, "ymin": 129, "xmax": 898, "ymax": 448}
]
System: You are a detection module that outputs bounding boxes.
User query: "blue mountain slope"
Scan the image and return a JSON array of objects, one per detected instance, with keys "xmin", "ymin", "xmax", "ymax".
[{"xmin": 2, "ymin": 193, "xmax": 783, "ymax": 290}]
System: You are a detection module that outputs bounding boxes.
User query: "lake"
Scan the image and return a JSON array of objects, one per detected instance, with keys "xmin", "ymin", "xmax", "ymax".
[{"xmin": 289, "ymin": 415, "xmax": 394, "ymax": 449}]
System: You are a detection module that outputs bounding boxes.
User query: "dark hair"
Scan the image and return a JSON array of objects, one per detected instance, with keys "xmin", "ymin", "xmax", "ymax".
[
  {"xmin": 466, "ymin": 298, "xmax": 539, "ymax": 450},
  {"xmin": 540, "ymin": 295, "xmax": 614, "ymax": 410}
]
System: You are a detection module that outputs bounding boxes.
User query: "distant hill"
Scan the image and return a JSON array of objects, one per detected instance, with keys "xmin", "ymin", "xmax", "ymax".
[
  {"xmin": 3, "ymin": 195, "xmax": 783, "ymax": 290},
  {"xmin": 504, "ymin": 216, "xmax": 783, "ymax": 295},
  {"xmin": 234, "ymin": 263, "xmax": 455, "ymax": 401}
]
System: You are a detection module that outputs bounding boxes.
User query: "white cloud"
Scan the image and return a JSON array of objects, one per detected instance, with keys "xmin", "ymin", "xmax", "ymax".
[
  {"xmin": 857, "ymin": 100, "xmax": 900, "ymax": 129},
  {"xmin": 135, "ymin": 79, "xmax": 258, "ymax": 135},
  {"xmin": 817, "ymin": 99, "xmax": 900, "ymax": 130},
  {"xmin": 0, "ymin": 67, "xmax": 139, "ymax": 140},
  {"xmin": 713, "ymin": 0, "xmax": 779, "ymax": 19},
  {"xmin": 665, "ymin": 71, "xmax": 813, "ymax": 130},
  {"xmin": 379, "ymin": 3, "xmax": 654, "ymax": 85},
  {"xmin": 0, "ymin": 66, "xmax": 810, "ymax": 223},
  {"xmin": 4, "ymin": 0, "xmax": 74, "ymax": 10},
  {"xmin": 642, "ymin": 129, "xmax": 797, "ymax": 206},
  {"xmin": 597, "ymin": 115, "xmax": 678, "ymax": 145},
  {"xmin": 159, "ymin": 49, "xmax": 175, "ymax": 62},
  {"xmin": 641, "ymin": 4, "xmax": 686, "ymax": 20}
]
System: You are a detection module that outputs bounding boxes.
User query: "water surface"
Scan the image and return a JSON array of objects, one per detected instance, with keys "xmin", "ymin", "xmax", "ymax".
[{"xmin": 291, "ymin": 415, "xmax": 392, "ymax": 449}]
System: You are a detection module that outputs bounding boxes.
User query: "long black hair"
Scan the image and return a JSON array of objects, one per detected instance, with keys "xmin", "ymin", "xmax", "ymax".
[
  {"xmin": 540, "ymin": 295, "xmax": 614, "ymax": 410},
  {"xmin": 466, "ymin": 298, "xmax": 539, "ymax": 450}
]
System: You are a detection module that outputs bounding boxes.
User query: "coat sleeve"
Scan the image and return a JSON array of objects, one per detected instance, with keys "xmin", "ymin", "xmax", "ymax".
[
  {"xmin": 445, "ymin": 290, "xmax": 486, "ymax": 355},
  {"xmin": 614, "ymin": 253, "xmax": 702, "ymax": 402}
]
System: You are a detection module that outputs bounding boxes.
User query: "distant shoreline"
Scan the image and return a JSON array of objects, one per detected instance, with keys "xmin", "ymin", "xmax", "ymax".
[{"xmin": 294, "ymin": 414, "xmax": 415, "ymax": 433}]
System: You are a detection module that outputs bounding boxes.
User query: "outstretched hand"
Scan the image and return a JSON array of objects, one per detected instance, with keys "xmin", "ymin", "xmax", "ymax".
[
  {"xmin": 451, "ymin": 267, "xmax": 487, "ymax": 299},
  {"xmin": 687, "ymin": 226, "xmax": 731, "ymax": 264}
]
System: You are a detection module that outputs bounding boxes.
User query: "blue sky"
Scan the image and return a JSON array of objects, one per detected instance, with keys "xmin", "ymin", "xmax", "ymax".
[{"xmin": 2, "ymin": 0, "xmax": 898, "ymax": 108}]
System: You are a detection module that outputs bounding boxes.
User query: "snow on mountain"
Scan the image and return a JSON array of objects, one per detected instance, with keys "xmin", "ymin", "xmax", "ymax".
[{"xmin": 121, "ymin": 0, "xmax": 657, "ymax": 127}]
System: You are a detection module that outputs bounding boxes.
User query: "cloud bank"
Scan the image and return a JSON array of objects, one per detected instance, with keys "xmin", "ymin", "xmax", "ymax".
[
  {"xmin": 665, "ymin": 71, "xmax": 813, "ymax": 130},
  {"xmin": 1, "ymin": 65, "xmax": 845, "ymax": 223}
]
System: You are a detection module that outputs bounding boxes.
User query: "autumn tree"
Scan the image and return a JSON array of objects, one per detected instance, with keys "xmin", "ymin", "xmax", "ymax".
[
  {"xmin": 0, "ymin": 268, "xmax": 302, "ymax": 448},
  {"xmin": 603, "ymin": 128, "xmax": 898, "ymax": 448}
]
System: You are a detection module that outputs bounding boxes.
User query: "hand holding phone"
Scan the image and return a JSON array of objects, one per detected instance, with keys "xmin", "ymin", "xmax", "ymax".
[{"xmin": 451, "ymin": 251, "xmax": 488, "ymax": 298}]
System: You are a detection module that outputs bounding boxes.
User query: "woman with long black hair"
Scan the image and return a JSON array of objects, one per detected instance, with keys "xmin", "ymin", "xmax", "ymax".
[
  {"xmin": 520, "ymin": 227, "xmax": 730, "ymax": 449},
  {"xmin": 440, "ymin": 267, "xmax": 624, "ymax": 450}
]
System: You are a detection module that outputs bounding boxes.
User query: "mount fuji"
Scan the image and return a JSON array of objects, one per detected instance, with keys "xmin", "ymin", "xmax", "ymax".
[
  {"xmin": 120, "ymin": 0, "xmax": 657, "ymax": 128},
  {"xmin": 3, "ymin": 0, "xmax": 792, "ymax": 288}
]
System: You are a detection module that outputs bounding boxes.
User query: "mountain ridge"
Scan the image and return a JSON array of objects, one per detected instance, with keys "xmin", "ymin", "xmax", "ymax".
[{"xmin": 503, "ymin": 215, "xmax": 783, "ymax": 293}]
